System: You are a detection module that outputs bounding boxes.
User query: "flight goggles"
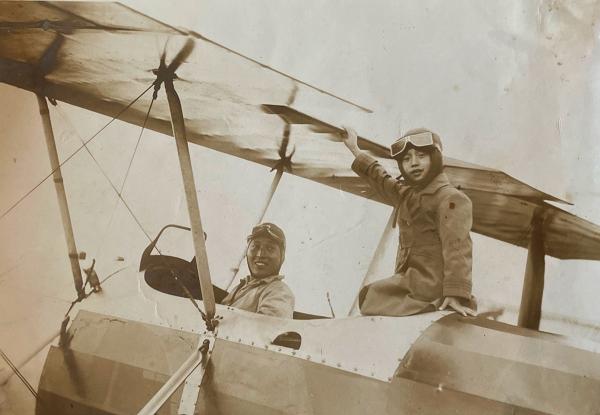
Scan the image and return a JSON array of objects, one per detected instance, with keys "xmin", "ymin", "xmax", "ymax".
[
  {"xmin": 390, "ymin": 131, "xmax": 440, "ymax": 158},
  {"xmin": 247, "ymin": 223, "xmax": 286, "ymax": 249}
]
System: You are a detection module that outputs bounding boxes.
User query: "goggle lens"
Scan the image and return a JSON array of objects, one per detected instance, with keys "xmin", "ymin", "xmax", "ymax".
[{"xmin": 390, "ymin": 132, "xmax": 435, "ymax": 158}]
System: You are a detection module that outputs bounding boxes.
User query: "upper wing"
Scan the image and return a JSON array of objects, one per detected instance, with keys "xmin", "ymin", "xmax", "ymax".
[{"xmin": 1, "ymin": 1, "xmax": 599, "ymax": 260}]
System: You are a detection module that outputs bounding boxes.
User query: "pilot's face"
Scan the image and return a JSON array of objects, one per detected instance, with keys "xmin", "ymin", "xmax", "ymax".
[
  {"xmin": 400, "ymin": 148, "xmax": 432, "ymax": 183},
  {"xmin": 247, "ymin": 236, "xmax": 283, "ymax": 279}
]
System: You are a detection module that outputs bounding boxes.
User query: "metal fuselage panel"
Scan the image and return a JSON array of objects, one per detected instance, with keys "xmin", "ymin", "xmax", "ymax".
[
  {"xmin": 397, "ymin": 314, "xmax": 600, "ymax": 415},
  {"xmin": 36, "ymin": 310, "xmax": 199, "ymax": 415},
  {"xmin": 196, "ymin": 339, "xmax": 548, "ymax": 415},
  {"xmin": 36, "ymin": 301, "xmax": 600, "ymax": 414}
]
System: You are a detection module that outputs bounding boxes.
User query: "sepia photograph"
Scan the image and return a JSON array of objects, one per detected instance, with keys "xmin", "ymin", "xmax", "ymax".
[{"xmin": 1, "ymin": 1, "xmax": 600, "ymax": 414}]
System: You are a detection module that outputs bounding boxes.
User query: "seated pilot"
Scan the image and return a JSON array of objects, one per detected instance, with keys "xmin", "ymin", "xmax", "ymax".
[{"xmin": 221, "ymin": 223, "xmax": 295, "ymax": 318}]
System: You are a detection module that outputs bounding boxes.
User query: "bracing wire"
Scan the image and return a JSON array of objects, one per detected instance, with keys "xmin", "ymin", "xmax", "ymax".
[
  {"xmin": 1, "ymin": 80, "xmax": 211, "ymax": 399},
  {"xmin": 0, "ymin": 211, "xmax": 133, "ymax": 394},
  {"xmin": 0, "ymin": 264, "xmax": 132, "ymax": 388},
  {"xmin": 75, "ymin": 134, "xmax": 154, "ymax": 243},
  {"xmin": 0, "ymin": 348, "xmax": 40, "ymax": 402},
  {"xmin": 51, "ymin": 88, "xmax": 207, "ymax": 321},
  {"xmin": 120, "ymin": 97, "xmax": 156, "ymax": 193},
  {"xmin": 0, "ymin": 83, "xmax": 154, "ymax": 222},
  {"xmin": 63, "ymin": 265, "xmax": 130, "ymax": 317},
  {"xmin": 96, "ymin": 97, "xmax": 156, "ymax": 258},
  {"xmin": 4, "ymin": 79, "xmax": 207, "ymax": 327},
  {"xmin": 55, "ymin": 95, "xmax": 156, "ymax": 260}
]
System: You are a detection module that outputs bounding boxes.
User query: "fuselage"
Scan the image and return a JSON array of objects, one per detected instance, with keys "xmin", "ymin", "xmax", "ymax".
[{"xmin": 34, "ymin": 268, "xmax": 600, "ymax": 415}]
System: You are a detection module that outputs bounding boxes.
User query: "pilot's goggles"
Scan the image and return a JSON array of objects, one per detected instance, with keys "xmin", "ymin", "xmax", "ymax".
[
  {"xmin": 247, "ymin": 223, "xmax": 286, "ymax": 249},
  {"xmin": 390, "ymin": 132, "xmax": 439, "ymax": 158}
]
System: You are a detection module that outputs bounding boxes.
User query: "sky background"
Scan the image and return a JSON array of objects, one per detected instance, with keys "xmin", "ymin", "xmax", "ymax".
[{"xmin": 2, "ymin": 1, "xmax": 600, "ymax": 413}]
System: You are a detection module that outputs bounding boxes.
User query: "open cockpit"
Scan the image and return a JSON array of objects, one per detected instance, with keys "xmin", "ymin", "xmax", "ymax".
[{"xmin": 140, "ymin": 223, "xmax": 328, "ymax": 321}]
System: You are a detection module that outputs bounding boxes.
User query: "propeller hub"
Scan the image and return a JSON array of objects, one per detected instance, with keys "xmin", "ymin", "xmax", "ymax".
[
  {"xmin": 152, "ymin": 67, "xmax": 178, "ymax": 83},
  {"xmin": 152, "ymin": 38, "xmax": 194, "ymax": 88}
]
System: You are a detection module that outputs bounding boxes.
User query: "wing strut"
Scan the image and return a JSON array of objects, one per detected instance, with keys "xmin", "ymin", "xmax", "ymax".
[
  {"xmin": 164, "ymin": 77, "xmax": 217, "ymax": 326},
  {"xmin": 517, "ymin": 208, "xmax": 546, "ymax": 329},
  {"xmin": 347, "ymin": 209, "xmax": 396, "ymax": 316},
  {"xmin": 37, "ymin": 95, "xmax": 85, "ymax": 299},
  {"xmin": 137, "ymin": 334, "xmax": 215, "ymax": 415}
]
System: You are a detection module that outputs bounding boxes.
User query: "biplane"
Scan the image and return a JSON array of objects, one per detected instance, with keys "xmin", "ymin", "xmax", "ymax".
[{"xmin": 2, "ymin": 2, "xmax": 600, "ymax": 414}]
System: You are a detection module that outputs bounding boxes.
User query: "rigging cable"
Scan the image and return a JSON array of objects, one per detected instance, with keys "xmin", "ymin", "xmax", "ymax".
[
  {"xmin": 62, "ymin": 81, "xmax": 167, "ymax": 247},
  {"xmin": 55, "ymin": 102, "xmax": 208, "ymax": 320},
  {"xmin": 0, "ymin": 82, "xmax": 155, "ymax": 222},
  {"xmin": 0, "ymin": 348, "xmax": 40, "ymax": 402},
  {"xmin": 169, "ymin": 270, "xmax": 207, "ymax": 320},
  {"xmin": 13, "ymin": 81, "xmax": 206, "ymax": 333},
  {"xmin": 74, "ymin": 127, "xmax": 154, "ymax": 243},
  {"xmin": 55, "ymin": 91, "xmax": 157, "ymax": 260},
  {"xmin": 0, "ymin": 263, "xmax": 131, "ymax": 388},
  {"xmin": 63, "ymin": 265, "xmax": 130, "ymax": 317},
  {"xmin": 51, "ymin": 87, "xmax": 208, "ymax": 322},
  {"xmin": 96, "ymin": 94, "xmax": 157, "ymax": 258},
  {"xmin": 0, "ymin": 87, "xmax": 153, "ymax": 393},
  {"xmin": 326, "ymin": 292, "xmax": 336, "ymax": 318}
]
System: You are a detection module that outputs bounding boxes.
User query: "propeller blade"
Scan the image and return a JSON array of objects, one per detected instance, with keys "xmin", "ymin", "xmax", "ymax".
[
  {"xmin": 279, "ymin": 124, "xmax": 291, "ymax": 159},
  {"xmin": 167, "ymin": 38, "xmax": 195, "ymax": 73},
  {"xmin": 286, "ymin": 84, "xmax": 299, "ymax": 106},
  {"xmin": 157, "ymin": 38, "xmax": 169, "ymax": 72},
  {"xmin": 159, "ymin": 48, "xmax": 167, "ymax": 69}
]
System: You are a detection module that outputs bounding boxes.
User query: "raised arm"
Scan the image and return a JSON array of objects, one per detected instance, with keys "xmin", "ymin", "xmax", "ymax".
[{"xmin": 341, "ymin": 127, "xmax": 410, "ymax": 205}]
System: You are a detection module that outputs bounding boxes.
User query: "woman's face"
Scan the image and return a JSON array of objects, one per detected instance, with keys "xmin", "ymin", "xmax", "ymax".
[{"xmin": 400, "ymin": 148, "xmax": 432, "ymax": 183}]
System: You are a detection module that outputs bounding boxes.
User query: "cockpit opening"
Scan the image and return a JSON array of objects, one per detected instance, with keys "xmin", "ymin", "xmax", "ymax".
[{"xmin": 140, "ymin": 224, "xmax": 328, "ymax": 320}]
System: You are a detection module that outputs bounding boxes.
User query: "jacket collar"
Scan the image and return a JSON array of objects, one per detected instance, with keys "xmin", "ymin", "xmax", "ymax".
[
  {"xmin": 417, "ymin": 172, "xmax": 451, "ymax": 195},
  {"xmin": 242, "ymin": 274, "xmax": 284, "ymax": 286}
]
